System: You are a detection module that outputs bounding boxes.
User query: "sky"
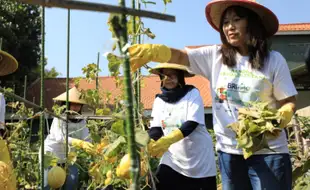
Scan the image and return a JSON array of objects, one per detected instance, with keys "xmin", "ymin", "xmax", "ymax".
[{"xmin": 44, "ymin": 0, "xmax": 310, "ymax": 78}]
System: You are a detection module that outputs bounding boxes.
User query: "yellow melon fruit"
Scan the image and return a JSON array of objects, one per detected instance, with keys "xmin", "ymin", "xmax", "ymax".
[
  {"xmin": 47, "ymin": 166, "xmax": 66, "ymax": 189},
  {"xmin": 104, "ymin": 177, "xmax": 112, "ymax": 185},
  {"xmin": 116, "ymin": 154, "xmax": 148, "ymax": 179}
]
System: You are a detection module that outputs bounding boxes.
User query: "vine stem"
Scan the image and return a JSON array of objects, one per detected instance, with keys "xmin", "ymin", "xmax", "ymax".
[{"xmin": 111, "ymin": 0, "xmax": 140, "ymax": 189}]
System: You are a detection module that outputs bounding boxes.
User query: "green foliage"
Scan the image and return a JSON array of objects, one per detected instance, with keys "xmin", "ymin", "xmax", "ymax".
[
  {"xmin": 7, "ymin": 103, "xmax": 40, "ymax": 189},
  {"xmin": 227, "ymin": 102, "xmax": 282, "ymax": 159},
  {"xmin": 0, "ymin": 0, "xmax": 42, "ymax": 95},
  {"xmin": 82, "ymin": 63, "xmax": 101, "ymax": 82}
]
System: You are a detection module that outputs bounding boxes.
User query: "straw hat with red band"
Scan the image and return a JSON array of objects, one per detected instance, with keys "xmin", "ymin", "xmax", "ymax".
[
  {"xmin": 205, "ymin": 0, "xmax": 279, "ymax": 37},
  {"xmin": 0, "ymin": 50, "xmax": 18, "ymax": 76}
]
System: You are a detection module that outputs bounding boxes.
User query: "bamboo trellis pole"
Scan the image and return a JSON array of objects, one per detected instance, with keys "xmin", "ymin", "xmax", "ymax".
[
  {"xmin": 137, "ymin": 1, "xmax": 141, "ymax": 112},
  {"xmin": 65, "ymin": 8, "xmax": 71, "ymax": 168},
  {"xmin": 96, "ymin": 52, "xmax": 100, "ymax": 90},
  {"xmin": 14, "ymin": 0, "xmax": 175, "ymax": 22},
  {"xmin": 0, "ymin": 87, "xmax": 70, "ymax": 122},
  {"xmin": 112, "ymin": 0, "xmax": 139, "ymax": 188},
  {"xmin": 132, "ymin": 0, "xmax": 139, "ymax": 126},
  {"xmin": 39, "ymin": 5, "xmax": 45, "ymax": 190}
]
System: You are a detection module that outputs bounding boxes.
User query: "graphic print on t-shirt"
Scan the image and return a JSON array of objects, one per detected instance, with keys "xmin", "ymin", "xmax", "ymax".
[
  {"xmin": 215, "ymin": 66, "xmax": 271, "ymax": 118},
  {"xmin": 160, "ymin": 102, "xmax": 186, "ymax": 136}
]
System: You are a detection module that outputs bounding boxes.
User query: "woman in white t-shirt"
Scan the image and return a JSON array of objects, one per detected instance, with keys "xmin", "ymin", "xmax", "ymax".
[
  {"xmin": 127, "ymin": 0, "xmax": 297, "ymax": 189},
  {"xmin": 147, "ymin": 63, "xmax": 217, "ymax": 190},
  {"xmin": 42, "ymin": 87, "xmax": 93, "ymax": 190}
]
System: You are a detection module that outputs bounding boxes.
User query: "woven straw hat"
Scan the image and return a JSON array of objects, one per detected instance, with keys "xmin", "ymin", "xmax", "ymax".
[
  {"xmin": 0, "ymin": 50, "xmax": 18, "ymax": 76},
  {"xmin": 53, "ymin": 87, "xmax": 87, "ymax": 105},
  {"xmin": 205, "ymin": 0, "xmax": 279, "ymax": 37},
  {"xmin": 149, "ymin": 63, "xmax": 195, "ymax": 77}
]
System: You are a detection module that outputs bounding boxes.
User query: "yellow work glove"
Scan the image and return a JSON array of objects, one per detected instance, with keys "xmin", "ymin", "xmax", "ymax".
[
  {"xmin": 278, "ymin": 104, "xmax": 294, "ymax": 128},
  {"xmin": 128, "ymin": 44, "xmax": 171, "ymax": 72},
  {"xmin": 148, "ymin": 129, "xmax": 184, "ymax": 158},
  {"xmin": 71, "ymin": 138, "xmax": 94, "ymax": 154}
]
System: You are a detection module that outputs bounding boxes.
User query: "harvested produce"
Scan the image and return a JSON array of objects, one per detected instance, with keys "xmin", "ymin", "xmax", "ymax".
[{"xmin": 227, "ymin": 102, "xmax": 283, "ymax": 159}]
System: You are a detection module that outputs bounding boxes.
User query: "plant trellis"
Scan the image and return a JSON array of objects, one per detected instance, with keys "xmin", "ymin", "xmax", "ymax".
[{"xmin": 8, "ymin": 0, "xmax": 176, "ymax": 189}]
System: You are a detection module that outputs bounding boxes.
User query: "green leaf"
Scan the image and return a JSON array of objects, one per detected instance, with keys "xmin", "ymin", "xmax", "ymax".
[
  {"xmin": 111, "ymin": 120, "xmax": 125, "ymax": 136},
  {"xmin": 163, "ymin": 0, "xmax": 172, "ymax": 5},
  {"xmin": 247, "ymin": 122, "xmax": 261, "ymax": 134},
  {"xmin": 67, "ymin": 152, "xmax": 77, "ymax": 165},
  {"xmin": 104, "ymin": 136, "xmax": 126, "ymax": 158},
  {"xmin": 91, "ymin": 133, "xmax": 101, "ymax": 143},
  {"xmin": 43, "ymin": 152, "xmax": 59, "ymax": 169},
  {"xmin": 144, "ymin": 28, "xmax": 156, "ymax": 39},
  {"xmin": 237, "ymin": 133, "xmax": 250, "ymax": 149},
  {"xmin": 96, "ymin": 108, "xmax": 111, "ymax": 116},
  {"xmin": 243, "ymin": 148, "xmax": 253, "ymax": 159},
  {"xmin": 107, "ymin": 53, "xmax": 122, "ymax": 77},
  {"xmin": 135, "ymin": 128, "xmax": 150, "ymax": 147}
]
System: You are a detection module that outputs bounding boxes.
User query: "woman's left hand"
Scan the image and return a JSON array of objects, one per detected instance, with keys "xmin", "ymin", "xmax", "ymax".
[{"xmin": 278, "ymin": 104, "xmax": 294, "ymax": 128}]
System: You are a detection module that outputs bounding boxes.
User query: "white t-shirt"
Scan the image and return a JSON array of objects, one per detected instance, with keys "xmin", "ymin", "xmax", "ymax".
[
  {"xmin": 186, "ymin": 45, "xmax": 298, "ymax": 155},
  {"xmin": 44, "ymin": 117, "xmax": 90, "ymax": 161},
  {"xmin": 150, "ymin": 88, "xmax": 217, "ymax": 178},
  {"xmin": 0, "ymin": 93, "xmax": 5, "ymax": 129}
]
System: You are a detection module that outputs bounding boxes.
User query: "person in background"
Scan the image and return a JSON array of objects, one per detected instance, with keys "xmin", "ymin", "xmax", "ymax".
[
  {"xmin": 147, "ymin": 63, "xmax": 217, "ymax": 190},
  {"xmin": 42, "ymin": 87, "xmax": 93, "ymax": 190}
]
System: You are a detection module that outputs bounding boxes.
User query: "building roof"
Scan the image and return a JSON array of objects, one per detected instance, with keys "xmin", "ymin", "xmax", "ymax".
[
  {"xmin": 278, "ymin": 23, "xmax": 310, "ymax": 32},
  {"xmin": 277, "ymin": 23, "xmax": 310, "ymax": 35},
  {"xmin": 27, "ymin": 75, "xmax": 212, "ymax": 111}
]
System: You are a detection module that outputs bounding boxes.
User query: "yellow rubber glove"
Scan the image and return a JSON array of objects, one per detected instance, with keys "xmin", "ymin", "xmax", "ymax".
[
  {"xmin": 278, "ymin": 104, "xmax": 294, "ymax": 128},
  {"xmin": 128, "ymin": 44, "xmax": 171, "ymax": 72},
  {"xmin": 71, "ymin": 138, "xmax": 94, "ymax": 154},
  {"xmin": 149, "ymin": 129, "xmax": 184, "ymax": 158},
  {"xmin": 0, "ymin": 140, "xmax": 16, "ymax": 190}
]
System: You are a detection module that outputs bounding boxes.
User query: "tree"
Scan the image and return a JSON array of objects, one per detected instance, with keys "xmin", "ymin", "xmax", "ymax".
[{"xmin": 0, "ymin": 0, "xmax": 41, "ymax": 95}]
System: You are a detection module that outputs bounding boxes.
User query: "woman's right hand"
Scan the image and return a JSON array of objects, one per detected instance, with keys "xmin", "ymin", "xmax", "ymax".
[
  {"xmin": 71, "ymin": 138, "xmax": 94, "ymax": 154},
  {"xmin": 128, "ymin": 44, "xmax": 171, "ymax": 72}
]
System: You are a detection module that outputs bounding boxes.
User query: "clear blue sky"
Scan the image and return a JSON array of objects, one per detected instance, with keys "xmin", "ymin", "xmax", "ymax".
[{"xmin": 44, "ymin": 0, "xmax": 309, "ymax": 77}]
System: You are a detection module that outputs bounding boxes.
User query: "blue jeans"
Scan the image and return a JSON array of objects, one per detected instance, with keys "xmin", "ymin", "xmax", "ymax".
[
  {"xmin": 44, "ymin": 164, "xmax": 79, "ymax": 190},
  {"xmin": 218, "ymin": 151, "xmax": 292, "ymax": 190}
]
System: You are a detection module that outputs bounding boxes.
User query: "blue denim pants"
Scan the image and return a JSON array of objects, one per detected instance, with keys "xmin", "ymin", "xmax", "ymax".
[
  {"xmin": 44, "ymin": 164, "xmax": 79, "ymax": 190},
  {"xmin": 218, "ymin": 151, "xmax": 292, "ymax": 190}
]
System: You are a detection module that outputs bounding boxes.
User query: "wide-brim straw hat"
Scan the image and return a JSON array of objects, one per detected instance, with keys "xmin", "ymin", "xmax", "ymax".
[
  {"xmin": 0, "ymin": 50, "xmax": 18, "ymax": 76},
  {"xmin": 205, "ymin": 0, "xmax": 279, "ymax": 37},
  {"xmin": 53, "ymin": 87, "xmax": 87, "ymax": 105},
  {"xmin": 149, "ymin": 63, "xmax": 195, "ymax": 77}
]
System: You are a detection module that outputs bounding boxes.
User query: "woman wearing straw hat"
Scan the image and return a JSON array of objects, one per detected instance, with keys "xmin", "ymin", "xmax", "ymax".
[
  {"xmin": 42, "ymin": 87, "xmax": 93, "ymax": 190},
  {"xmin": 147, "ymin": 63, "xmax": 217, "ymax": 190},
  {"xmin": 0, "ymin": 50, "xmax": 18, "ymax": 190},
  {"xmin": 128, "ymin": 0, "xmax": 297, "ymax": 189}
]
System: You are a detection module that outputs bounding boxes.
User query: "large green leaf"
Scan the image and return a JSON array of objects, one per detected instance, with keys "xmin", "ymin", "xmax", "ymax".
[
  {"xmin": 111, "ymin": 120, "xmax": 125, "ymax": 136},
  {"xmin": 135, "ymin": 128, "xmax": 150, "ymax": 147},
  {"xmin": 107, "ymin": 53, "xmax": 122, "ymax": 77},
  {"xmin": 104, "ymin": 136, "xmax": 126, "ymax": 158},
  {"xmin": 43, "ymin": 152, "xmax": 59, "ymax": 169}
]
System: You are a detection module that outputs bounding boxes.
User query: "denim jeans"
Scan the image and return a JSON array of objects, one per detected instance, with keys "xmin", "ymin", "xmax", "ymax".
[
  {"xmin": 218, "ymin": 151, "xmax": 292, "ymax": 190},
  {"xmin": 44, "ymin": 164, "xmax": 79, "ymax": 190}
]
